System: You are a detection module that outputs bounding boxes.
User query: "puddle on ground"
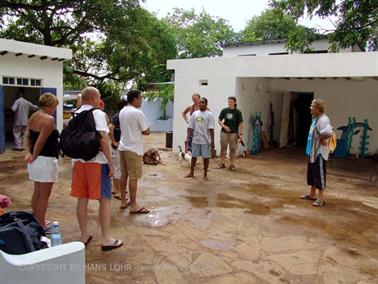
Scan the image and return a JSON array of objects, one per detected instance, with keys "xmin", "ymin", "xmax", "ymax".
[
  {"xmin": 185, "ymin": 193, "xmax": 272, "ymax": 215},
  {"xmin": 186, "ymin": 196, "xmax": 209, "ymax": 208},
  {"xmin": 128, "ymin": 207, "xmax": 184, "ymax": 228},
  {"xmin": 200, "ymin": 239, "xmax": 234, "ymax": 251},
  {"xmin": 0, "ymin": 160, "xmax": 26, "ymax": 175},
  {"xmin": 280, "ymin": 198, "xmax": 378, "ymax": 259}
]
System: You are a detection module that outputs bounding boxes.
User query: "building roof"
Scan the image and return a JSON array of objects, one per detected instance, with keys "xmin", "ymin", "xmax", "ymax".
[
  {"xmin": 168, "ymin": 51, "xmax": 378, "ymax": 78},
  {"xmin": 0, "ymin": 38, "xmax": 72, "ymax": 61},
  {"xmin": 223, "ymin": 39, "xmax": 287, "ymax": 48}
]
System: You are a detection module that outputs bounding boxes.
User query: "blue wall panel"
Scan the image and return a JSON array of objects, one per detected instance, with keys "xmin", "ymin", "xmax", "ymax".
[{"xmin": 0, "ymin": 85, "xmax": 5, "ymax": 153}]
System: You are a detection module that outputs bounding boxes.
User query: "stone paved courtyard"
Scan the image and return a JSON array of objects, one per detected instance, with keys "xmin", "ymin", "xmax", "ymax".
[{"xmin": 1, "ymin": 133, "xmax": 377, "ymax": 284}]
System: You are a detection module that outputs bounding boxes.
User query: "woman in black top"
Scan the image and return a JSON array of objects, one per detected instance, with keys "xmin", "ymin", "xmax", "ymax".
[{"xmin": 24, "ymin": 93, "xmax": 59, "ymax": 230}]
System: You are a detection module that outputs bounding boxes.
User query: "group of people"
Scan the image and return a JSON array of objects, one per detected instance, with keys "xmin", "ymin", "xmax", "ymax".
[
  {"xmin": 181, "ymin": 94, "xmax": 244, "ymax": 180},
  {"xmin": 19, "ymin": 87, "xmax": 333, "ymax": 252},
  {"xmin": 22, "ymin": 87, "xmax": 152, "ymax": 251},
  {"xmin": 181, "ymin": 94, "xmax": 333, "ymax": 207}
]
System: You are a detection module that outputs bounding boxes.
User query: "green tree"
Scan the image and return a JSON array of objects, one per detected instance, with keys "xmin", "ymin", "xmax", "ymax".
[
  {"xmin": 165, "ymin": 8, "xmax": 236, "ymax": 58},
  {"xmin": 240, "ymin": 8, "xmax": 318, "ymax": 52},
  {"xmin": 0, "ymin": 0, "xmax": 140, "ymax": 47},
  {"xmin": 1, "ymin": 1, "xmax": 177, "ymax": 105},
  {"xmin": 271, "ymin": 0, "xmax": 378, "ymax": 51},
  {"xmin": 144, "ymin": 84, "xmax": 174, "ymax": 120},
  {"xmin": 241, "ymin": 9, "xmax": 298, "ymax": 42}
]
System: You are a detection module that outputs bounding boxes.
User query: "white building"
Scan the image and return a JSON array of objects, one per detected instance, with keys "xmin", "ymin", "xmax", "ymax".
[
  {"xmin": 168, "ymin": 40, "xmax": 378, "ymax": 156},
  {"xmin": 0, "ymin": 39, "xmax": 72, "ymax": 153}
]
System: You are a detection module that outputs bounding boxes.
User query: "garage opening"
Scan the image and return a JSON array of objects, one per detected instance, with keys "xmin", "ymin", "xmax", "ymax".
[{"xmin": 288, "ymin": 92, "xmax": 314, "ymax": 147}]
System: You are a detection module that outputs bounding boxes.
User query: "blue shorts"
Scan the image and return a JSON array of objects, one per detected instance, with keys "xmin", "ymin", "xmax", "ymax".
[{"xmin": 192, "ymin": 143, "xmax": 211, "ymax": 158}]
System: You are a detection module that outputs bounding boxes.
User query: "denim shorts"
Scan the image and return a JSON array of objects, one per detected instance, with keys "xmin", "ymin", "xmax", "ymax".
[{"xmin": 192, "ymin": 143, "xmax": 211, "ymax": 158}]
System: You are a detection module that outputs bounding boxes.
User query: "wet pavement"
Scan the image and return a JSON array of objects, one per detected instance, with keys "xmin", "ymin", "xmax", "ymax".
[{"xmin": 0, "ymin": 133, "xmax": 378, "ymax": 283}]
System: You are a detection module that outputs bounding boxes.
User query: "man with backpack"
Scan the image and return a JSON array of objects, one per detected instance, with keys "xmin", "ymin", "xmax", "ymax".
[{"xmin": 70, "ymin": 87, "xmax": 123, "ymax": 251}]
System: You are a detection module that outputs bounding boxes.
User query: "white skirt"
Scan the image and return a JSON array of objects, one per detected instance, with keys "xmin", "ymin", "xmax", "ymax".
[{"xmin": 27, "ymin": 156, "xmax": 58, "ymax": 183}]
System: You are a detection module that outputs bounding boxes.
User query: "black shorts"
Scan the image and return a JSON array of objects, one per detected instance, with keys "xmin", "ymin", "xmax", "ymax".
[{"xmin": 307, "ymin": 155, "xmax": 327, "ymax": 190}]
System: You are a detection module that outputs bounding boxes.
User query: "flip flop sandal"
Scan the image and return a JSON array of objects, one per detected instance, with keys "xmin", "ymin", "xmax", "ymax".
[
  {"xmin": 120, "ymin": 201, "xmax": 130, "ymax": 209},
  {"xmin": 229, "ymin": 164, "xmax": 236, "ymax": 171},
  {"xmin": 130, "ymin": 207, "xmax": 150, "ymax": 214},
  {"xmin": 84, "ymin": 234, "xmax": 93, "ymax": 246},
  {"xmin": 312, "ymin": 199, "xmax": 326, "ymax": 207},
  {"xmin": 217, "ymin": 163, "xmax": 226, "ymax": 169},
  {"xmin": 101, "ymin": 239, "xmax": 123, "ymax": 251},
  {"xmin": 300, "ymin": 194, "xmax": 317, "ymax": 201}
]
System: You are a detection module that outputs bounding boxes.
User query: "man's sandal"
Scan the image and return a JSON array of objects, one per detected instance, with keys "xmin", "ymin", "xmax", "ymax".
[
  {"xmin": 300, "ymin": 194, "xmax": 317, "ymax": 201},
  {"xmin": 229, "ymin": 164, "xmax": 236, "ymax": 171},
  {"xmin": 217, "ymin": 163, "xmax": 226, "ymax": 169}
]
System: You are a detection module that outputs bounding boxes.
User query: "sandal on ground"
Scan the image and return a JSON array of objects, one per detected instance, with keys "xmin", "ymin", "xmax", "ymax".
[
  {"xmin": 312, "ymin": 199, "xmax": 326, "ymax": 207},
  {"xmin": 120, "ymin": 201, "xmax": 130, "ymax": 209},
  {"xmin": 130, "ymin": 207, "xmax": 150, "ymax": 214},
  {"xmin": 113, "ymin": 194, "xmax": 122, "ymax": 200},
  {"xmin": 101, "ymin": 239, "xmax": 123, "ymax": 251},
  {"xmin": 300, "ymin": 194, "xmax": 317, "ymax": 201},
  {"xmin": 229, "ymin": 164, "xmax": 236, "ymax": 171},
  {"xmin": 217, "ymin": 163, "xmax": 226, "ymax": 169},
  {"xmin": 84, "ymin": 234, "xmax": 93, "ymax": 246}
]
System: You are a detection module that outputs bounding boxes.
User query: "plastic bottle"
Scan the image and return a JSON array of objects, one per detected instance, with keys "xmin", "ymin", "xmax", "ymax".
[{"xmin": 50, "ymin": 221, "xmax": 63, "ymax": 247}]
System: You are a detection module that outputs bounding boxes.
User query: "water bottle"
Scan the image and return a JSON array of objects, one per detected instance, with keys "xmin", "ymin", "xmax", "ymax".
[{"xmin": 50, "ymin": 221, "xmax": 63, "ymax": 247}]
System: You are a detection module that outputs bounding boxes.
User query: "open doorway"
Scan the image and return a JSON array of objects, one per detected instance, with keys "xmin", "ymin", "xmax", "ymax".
[
  {"xmin": 280, "ymin": 92, "xmax": 313, "ymax": 147},
  {"xmin": 290, "ymin": 92, "xmax": 314, "ymax": 146},
  {"xmin": 3, "ymin": 86, "xmax": 40, "ymax": 146}
]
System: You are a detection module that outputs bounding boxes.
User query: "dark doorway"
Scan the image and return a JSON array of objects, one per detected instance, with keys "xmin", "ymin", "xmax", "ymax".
[
  {"xmin": 289, "ymin": 92, "xmax": 314, "ymax": 147},
  {"xmin": 2, "ymin": 86, "xmax": 40, "ymax": 149}
]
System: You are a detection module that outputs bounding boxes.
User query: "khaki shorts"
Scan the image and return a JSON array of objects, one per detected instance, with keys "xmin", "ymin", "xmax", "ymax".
[
  {"xmin": 220, "ymin": 131, "xmax": 238, "ymax": 159},
  {"xmin": 119, "ymin": 150, "xmax": 143, "ymax": 179}
]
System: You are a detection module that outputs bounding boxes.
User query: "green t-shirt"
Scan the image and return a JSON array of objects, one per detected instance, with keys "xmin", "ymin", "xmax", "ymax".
[{"xmin": 219, "ymin": 107, "xmax": 243, "ymax": 133}]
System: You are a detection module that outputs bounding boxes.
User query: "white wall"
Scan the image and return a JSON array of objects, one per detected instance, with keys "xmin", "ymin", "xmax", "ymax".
[
  {"xmin": 0, "ymin": 54, "xmax": 64, "ymax": 130},
  {"xmin": 140, "ymin": 98, "xmax": 173, "ymax": 132},
  {"xmin": 270, "ymin": 78, "xmax": 378, "ymax": 154},
  {"xmin": 236, "ymin": 78, "xmax": 285, "ymax": 149},
  {"xmin": 170, "ymin": 58, "xmax": 237, "ymax": 152},
  {"xmin": 168, "ymin": 52, "xmax": 378, "ymax": 155}
]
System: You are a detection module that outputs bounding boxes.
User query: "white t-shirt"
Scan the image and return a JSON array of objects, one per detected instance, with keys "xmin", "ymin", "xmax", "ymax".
[
  {"xmin": 189, "ymin": 110, "xmax": 215, "ymax": 145},
  {"xmin": 74, "ymin": 104, "xmax": 109, "ymax": 164},
  {"xmin": 118, "ymin": 105, "xmax": 149, "ymax": 155},
  {"xmin": 11, "ymin": 97, "xmax": 38, "ymax": 126}
]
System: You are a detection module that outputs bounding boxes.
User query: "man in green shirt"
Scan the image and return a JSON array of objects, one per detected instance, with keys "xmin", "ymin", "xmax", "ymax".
[{"xmin": 218, "ymin": 96, "xmax": 243, "ymax": 171}]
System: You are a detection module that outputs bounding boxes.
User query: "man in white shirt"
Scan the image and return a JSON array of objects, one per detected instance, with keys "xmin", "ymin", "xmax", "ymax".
[
  {"xmin": 11, "ymin": 90, "xmax": 38, "ymax": 150},
  {"xmin": 119, "ymin": 90, "xmax": 150, "ymax": 213},
  {"xmin": 70, "ymin": 87, "xmax": 123, "ymax": 251},
  {"xmin": 185, "ymin": 97, "xmax": 215, "ymax": 180}
]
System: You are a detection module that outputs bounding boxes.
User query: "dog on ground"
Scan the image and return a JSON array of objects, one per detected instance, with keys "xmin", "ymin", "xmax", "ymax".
[
  {"xmin": 143, "ymin": 148, "xmax": 161, "ymax": 165},
  {"xmin": 178, "ymin": 146, "xmax": 192, "ymax": 166}
]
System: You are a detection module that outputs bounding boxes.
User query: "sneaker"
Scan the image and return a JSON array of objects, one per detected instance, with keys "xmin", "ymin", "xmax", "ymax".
[{"xmin": 312, "ymin": 199, "xmax": 326, "ymax": 207}]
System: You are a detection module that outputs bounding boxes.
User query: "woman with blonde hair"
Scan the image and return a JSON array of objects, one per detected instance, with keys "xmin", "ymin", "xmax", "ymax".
[{"xmin": 24, "ymin": 93, "xmax": 60, "ymax": 231}]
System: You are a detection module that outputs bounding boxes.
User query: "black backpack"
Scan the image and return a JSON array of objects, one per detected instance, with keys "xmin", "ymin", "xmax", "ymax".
[
  {"xmin": 60, "ymin": 108, "xmax": 102, "ymax": 161},
  {"xmin": 0, "ymin": 211, "xmax": 48, "ymax": 255},
  {"xmin": 112, "ymin": 113, "xmax": 121, "ymax": 143}
]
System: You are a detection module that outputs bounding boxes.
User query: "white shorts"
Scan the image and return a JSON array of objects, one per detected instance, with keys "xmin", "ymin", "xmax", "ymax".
[
  {"xmin": 27, "ymin": 156, "xmax": 58, "ymax": 183},
  {"xmin": 111, "ymin": 148, "xmax": 121, "ymax": 179}
]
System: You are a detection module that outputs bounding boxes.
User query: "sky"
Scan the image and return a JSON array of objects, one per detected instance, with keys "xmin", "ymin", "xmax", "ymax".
[{"xmin": 141, "ymin": 0, "xmax": 336, "ymax": 32}]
